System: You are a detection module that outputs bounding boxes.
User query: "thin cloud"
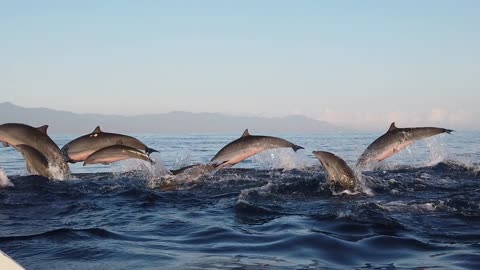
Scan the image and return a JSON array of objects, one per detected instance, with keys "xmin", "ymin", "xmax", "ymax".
[{"xmin": 316, "ymin": 108, "xmax": 478, "ymax": 131}]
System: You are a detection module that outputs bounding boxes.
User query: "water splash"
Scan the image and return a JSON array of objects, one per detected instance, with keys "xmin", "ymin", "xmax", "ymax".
[
  {"xmin": 0, "ymin": 167, "xmax": 13, "ymax": 187},
  {"xmin": 173, "ymin": 150, "xmax": 192, "ymax": 169},
  {"xmin": 376, "ymin": 201, "xmax": 439, "ymax": 212},
  {"xmin": 424, "ymin": 136, "xmax": 449, "ymax": 167},
  {"xmin": 146, "ymin": 153, "xmax": 172, "ymax": 178},
  {"xmin": 111, "ymin": 153, "xmax": 171, "ymax": 179},
  {"xmin": 48, "ymin": 163, "xmax": 68, "ymax": 180},
  {"xmin": 237, "ymin": 181, "xmax": 274, "ymax": 204},
  {"xmin": 331, "ymin": 189, "xmax": 361, "ymax": 196},
  {"xmin": 250, "ymin": 149, "xmax": 310, "ymax": 170},
  {"xmin": 354, "ymin": 171, "xmax": 374, "ymax": 196}
]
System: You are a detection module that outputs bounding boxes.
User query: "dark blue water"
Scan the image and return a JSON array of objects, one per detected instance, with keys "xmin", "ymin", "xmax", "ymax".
[{"xmin": 1, "ymin": 133, "xmax": 479, "ymax": 269}]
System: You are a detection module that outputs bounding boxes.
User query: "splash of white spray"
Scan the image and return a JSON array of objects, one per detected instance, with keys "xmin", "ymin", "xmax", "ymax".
[
  {"xmin": 353, "ymin": 171, "xmax": 374, "ymax": 196},
  {"xmin": 424, "ymin": 136, "xmax": 448, "ymax": 167},
  {"xmin": 0, "ymin": 168, "xmax": 13, "ymax": 187},
  {"xmin": 173, "ymin": 150, "xmax": 192, "ymax": 169},
  {"xmin": 237, "ymin": 181, "xmax": 274, "ymax": 204},
  {"xmin": 251, "ymin": 148, "xmax": 311, "ymax": 170},
  {"xmin": 48, "ymin": 163, "xmax": 68, "ymax": 180},
  {"xmin": 110, "ymin": 152, "xmax": 172, "ymax": 188}
]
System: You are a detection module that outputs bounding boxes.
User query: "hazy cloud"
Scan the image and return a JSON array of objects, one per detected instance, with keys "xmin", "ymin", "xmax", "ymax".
[{"xmin": 316, "ymin": 108, "xmax": 478, "ymax": 131}]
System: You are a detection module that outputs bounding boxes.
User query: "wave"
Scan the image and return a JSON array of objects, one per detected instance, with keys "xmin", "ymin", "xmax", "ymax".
[
  {"xmin": 364, "ymin": 159, "xmax": 480, "ymax": 174},
  {"xmin": 1, "ymin": 162, "xmax": 478, "ymax": 270},
  {"xmin": 0, "ymin": 227, "xmax": 151, "ymax": 242},
  {"xmin": 173, "ymin": 226, "xmax": 450, "ymax": 268}
]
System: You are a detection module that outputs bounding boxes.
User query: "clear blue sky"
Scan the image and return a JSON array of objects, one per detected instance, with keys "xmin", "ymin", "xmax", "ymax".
[{"xmin": 1, "ymin": 1, "xmax": 479, "ymax": 130}]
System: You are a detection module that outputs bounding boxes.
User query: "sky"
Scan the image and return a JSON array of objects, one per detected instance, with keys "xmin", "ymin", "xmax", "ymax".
[{"xmin": 1, "ymin": 1, "xmax": 479, "ymax": 130}]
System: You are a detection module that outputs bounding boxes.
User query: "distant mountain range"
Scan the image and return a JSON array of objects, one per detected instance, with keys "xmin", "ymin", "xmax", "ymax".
[{"xmin": 0, "ymin": 102, "xmax": 343, "ymax": 134}]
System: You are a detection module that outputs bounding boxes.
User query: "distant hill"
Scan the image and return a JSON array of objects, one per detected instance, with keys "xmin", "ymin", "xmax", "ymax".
[{"xmin": 0, "ymin": 102, "xmax": 343, "ymax": 134}]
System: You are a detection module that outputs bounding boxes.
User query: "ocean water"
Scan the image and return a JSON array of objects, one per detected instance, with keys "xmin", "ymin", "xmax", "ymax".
[{"xmin": 0, "ymin": 132, "xmax": 479, "ymax": 269}]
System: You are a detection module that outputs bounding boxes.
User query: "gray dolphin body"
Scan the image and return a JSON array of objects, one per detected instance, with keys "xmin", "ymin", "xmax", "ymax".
[
  {"xmin": 0, "ymin": 123, "xmax": 71, "ymax": 179},
  {"xmin": 357, "ymin": 122, "xmax": 453, "ymax": 168},
  {"xmin": 83, "ymin": 145, "xmax": 153, "ymax": 166},
  {"xmin": 61, "ymin": 126, "xmax": 157, "ymax": 163},
  {"xmin": 210, "ymin": 129, "xmax": 304, "ymax": 167},
  {"xmin": 167, "ymin": 163, "xmax": 217, "ymax": 185},
  {"xmin": 171, "ymin": 164, "xmax": 216, "ymax": 176},
  {"xmin": 16, "ymin": 144, "xmax": 52, "ymax": 178},
  {"xmin": 313, "ymin": 151, "xmax": 357, "ymax": 190}
]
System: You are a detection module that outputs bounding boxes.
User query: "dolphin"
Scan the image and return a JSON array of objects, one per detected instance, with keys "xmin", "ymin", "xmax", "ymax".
[
  {"xmin": 210, "ymin": 129, "xmax": 304, "ymax": 167},
  {"xmin": 170, "ymin": 164, "xmax": 217, "ymax": 176},
  {"xmin": 83, "ymin": 145, "xmax": 153, "ymax": 166},
  {"xmin": 16, "ymin": 144, "xmax": 53, "ymax": 178},
  {"xmin": 0, "ymin": 123, "xmax": 71, "ymax": 179},
  {"xmin": 61, "ymin": 126, "xmax": 158, "ymax": 163},
  {"xmin": 164, "ymin": 163, "xmax": 217, "ymax": 185},
  {"xmin": 357, "ymin": 122, "xmax": 453, "ymax": 168},
  {"xmin": 171, "ymin": 163, "xmax": 219, "ymax": 179},
  {"xmin": 312, "ymin": 151, "xmax": 357, "ymax": 190},
  {"xmin": 155, "ymin": 163, "xmax": 222, "ymax": 191}
]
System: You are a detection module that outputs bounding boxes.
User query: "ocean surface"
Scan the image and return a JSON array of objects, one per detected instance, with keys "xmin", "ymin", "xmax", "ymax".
[{"xmin": 0, "ymin": 132, "xmax": 479, "ymax": 269}]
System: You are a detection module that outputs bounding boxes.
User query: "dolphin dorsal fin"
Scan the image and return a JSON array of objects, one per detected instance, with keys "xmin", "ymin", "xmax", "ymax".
[
  {"xmin": 36, "ymin": 125, "xmax": 49, "ymax": 134},
  {"xmin": 388, "ymin": 122, "xmax": 397, "ymax": 132},
  {"xmin": 93, "ymin": 126, "xmax": 102, "ymax": 134},
  {"xmin": 241, "ymin": 129, "xmax": 250, "ymax": 137}
]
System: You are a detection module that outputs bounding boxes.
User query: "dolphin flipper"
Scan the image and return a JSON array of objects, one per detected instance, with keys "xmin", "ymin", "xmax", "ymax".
[{"xmin": 209, "ymin": 160, "xmax": 230, "ymax": 169}]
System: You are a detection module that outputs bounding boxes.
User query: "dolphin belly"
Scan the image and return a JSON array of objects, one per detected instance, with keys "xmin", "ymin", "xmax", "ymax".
[
  {"xmin": 376, "ymin": 140, "xmax": 414, "ymax": 161},
  {"xmin": 68, "ymin": 150, "xmax": 96, "ymax": 163},
  {"xmin": 214, "ymin": 147, "xmax": 265, "ymax": 167},
  {"xmin": 83, "ymin": 145, "xmax": 152, "ymax": 166}
]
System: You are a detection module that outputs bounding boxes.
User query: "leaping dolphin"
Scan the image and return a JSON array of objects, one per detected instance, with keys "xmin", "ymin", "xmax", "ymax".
[
  {"xmin": 210, "ymin": 129, "xmax": 304, "ymax": 168},
  {"xmin": 357, "ymin": 122, "xmax": 453, "ymax": 169},
  {"xmin": 83, "ymin": 145, "xmax": 154, "ymax": 166},
  {"xmin": 312, "ymin": 151, "xmax": 357, "ymax": 191},
  {"xmin": 0, "ymin": 123, "xmax": 71, "ymax": 179},
  {"xmin": 170, "ymin": 163, "xmax": 217, "ymax": 176},
  {"xmin": 16, "ymin": 144, "xmax": 53, "ymax": 178},
  {"xmin": 61, "ymin": 126, "xmax": 158, "ymax": 163},
  {"xmin": 165, "ymin": 163, "xmax": 218, "ymax": 186}
]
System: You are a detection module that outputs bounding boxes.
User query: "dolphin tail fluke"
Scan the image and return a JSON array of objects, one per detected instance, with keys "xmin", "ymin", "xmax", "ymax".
[
  {"xmin": 146, "ymin": 147, "xmax": 159, "ymax": 154},
  {"xmin": 444, "ymin": 129, "xmax": 454, "ymax": 134},
  {"xmin": 292, "ymin": 144, "xmax": 304, "ymax": 152}
]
